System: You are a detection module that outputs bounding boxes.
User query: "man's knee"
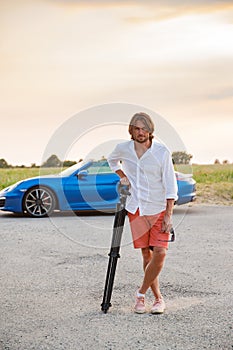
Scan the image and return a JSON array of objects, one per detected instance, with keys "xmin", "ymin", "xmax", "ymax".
[
  {"xmin": 152, "ymin": 247, "xmax": 167, "ymax": 259},
  {"xmin": 141, "ymin": 247, "xmax": 152, "ymax": 261}
]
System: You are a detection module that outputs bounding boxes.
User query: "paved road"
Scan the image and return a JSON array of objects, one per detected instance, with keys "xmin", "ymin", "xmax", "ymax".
[{"xmin": 0, "ymin": 204, "xmax": 232, "ymax": 350}]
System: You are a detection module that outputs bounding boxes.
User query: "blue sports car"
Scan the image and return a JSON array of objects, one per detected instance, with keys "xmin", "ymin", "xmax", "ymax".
[{"xmin": 0, "ymin": 160, "xmax": 196, "ymax": 218}]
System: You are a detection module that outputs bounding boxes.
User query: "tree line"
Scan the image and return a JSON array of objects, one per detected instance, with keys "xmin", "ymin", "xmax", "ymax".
[
  {"xmin": 0, "ymin": 155, "xmax": 79, "ymax": 168},
  {"xmin": 0, "ymin": 152, "xmax": 231, "ymax": 168}
]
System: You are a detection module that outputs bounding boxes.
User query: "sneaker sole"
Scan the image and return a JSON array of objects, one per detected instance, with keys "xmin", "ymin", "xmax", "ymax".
[
  {"xmin": 134, "ymin": 309, "xmax": 146, "ymax": 314},
  {"xmin": 151, "ymin": 309, "xmax": 165, "ymax": 314}
]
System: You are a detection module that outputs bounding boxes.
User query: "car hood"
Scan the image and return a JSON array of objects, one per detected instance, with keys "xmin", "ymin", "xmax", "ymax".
[{"xmin": 0, "ymin": 174, "xmax": 63, "ymax": 194}]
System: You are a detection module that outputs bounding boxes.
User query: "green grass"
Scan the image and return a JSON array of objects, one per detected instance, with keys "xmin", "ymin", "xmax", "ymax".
[
  {"xmin": 191, "ymin": 164, "xmax": 233, "ymax": 205},
  {"xmin": 174, "ymin": 164, "xmax": 233, "ymax": 183},
  {"xmin": 0, "ymin": 168, "xmax": 62, "ymax": 190},
  {"xmin": 192, "ymin": 164, "xmax": 233, "ymax": 184}
]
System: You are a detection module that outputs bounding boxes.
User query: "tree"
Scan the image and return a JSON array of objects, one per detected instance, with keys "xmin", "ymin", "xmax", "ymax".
[
  {"xmin": 214, "ymin": 159, "xmax": 221, "ymax": 164},
  {"xmin": 41, "ymin": 154, "xmax": 62, "ymax": 167},
  {"xmin": 172, "ymin": 151, "xmax": 193, "ymax": 165},
  {"xmin": 223, "ymin": 159, "xmax": 229, "ymax": 164},
  {"xmin": 0, "ymin": 158, "xmax": 9, "ymax": 168},
  {"xmin": 62, "ymin": 160, "xmax": 77, "ymax": 167}
]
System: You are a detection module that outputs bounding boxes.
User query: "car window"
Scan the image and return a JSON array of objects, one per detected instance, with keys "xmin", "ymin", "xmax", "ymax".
[
  {"xmin": 59, "ymin": 162, "xmax": 81, "ymax": 176},
  {"xmin": 87, "ymin": 161, "xmax": 113, "ymax": 174}
]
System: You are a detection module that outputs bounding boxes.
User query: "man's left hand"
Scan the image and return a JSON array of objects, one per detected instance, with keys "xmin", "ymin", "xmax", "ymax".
[{"xmin": 162, "ymin": 213, "xmax": 172, "ymax": 233}]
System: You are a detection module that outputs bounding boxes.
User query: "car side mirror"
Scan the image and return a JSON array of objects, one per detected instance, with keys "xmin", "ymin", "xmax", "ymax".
[{"xmin": 77, "ymin": 170, "xmax": 88, "ymax": 179}]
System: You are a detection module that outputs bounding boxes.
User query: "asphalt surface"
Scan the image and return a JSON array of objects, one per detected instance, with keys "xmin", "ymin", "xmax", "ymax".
[{"xmin": 0, "ymin": 204, "xmax": 232, "ymax": 350}]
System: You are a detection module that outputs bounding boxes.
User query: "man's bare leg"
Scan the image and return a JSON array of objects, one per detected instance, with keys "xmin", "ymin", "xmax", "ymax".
[
  {"xmin": 141, "ymin": 248, "xmax": 162, "ymax": 299},
  {"xmin": 139, "ymin": 247, "xmax": 166, "ymax": 295}
]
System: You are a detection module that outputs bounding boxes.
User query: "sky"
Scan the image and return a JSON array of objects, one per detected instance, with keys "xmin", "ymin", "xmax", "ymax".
[{"xmin": 1, "ymin": 0, "xmax": 233, "ymax": 166}]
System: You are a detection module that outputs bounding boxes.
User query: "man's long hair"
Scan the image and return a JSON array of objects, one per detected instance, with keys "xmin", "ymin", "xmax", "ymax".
[{"xmin": 128, "ymin": 112, "xmax": 154, "ymax": 141}]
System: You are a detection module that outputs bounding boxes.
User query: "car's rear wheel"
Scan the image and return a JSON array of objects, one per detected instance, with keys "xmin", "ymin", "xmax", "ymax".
[{"xmin": 23, "ymin": 186, "xmax": 56, "ymax": 218}]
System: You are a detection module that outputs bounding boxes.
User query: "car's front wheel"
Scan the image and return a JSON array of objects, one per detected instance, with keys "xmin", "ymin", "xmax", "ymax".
[{"xmin": 23, "ymin": 186, "xmax": 56, "ymax": 218}]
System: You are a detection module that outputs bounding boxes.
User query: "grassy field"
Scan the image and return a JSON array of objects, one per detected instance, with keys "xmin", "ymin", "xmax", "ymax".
[
  {"xmin": 0, "ymin": 164, "xmax": 233, "ymax": 205},
  {"xmin": 175, "ymin": 163, "xmax": 233, "ymax": 205},
  {"xmin": 0, "ymin": 168, "xmax": 62, "ymax": 190},
  {"xmin": 192, "ymin": 164, "xmax": 233, "ymax": 205},
  {"xmin": 192, "ymin": 164, "xmax": 233, "ymax": 183}
]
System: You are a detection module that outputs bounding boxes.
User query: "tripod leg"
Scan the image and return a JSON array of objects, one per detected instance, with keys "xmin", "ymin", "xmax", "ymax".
[
  {"xmin": 101, "ymin": 184, "xmax": 130, "ymax": 313},
  {"xmin": 101, "ymin": 251, "xmax": 119, "ymax": 313},
  {"xmin": 101, "ymin": 209, "xmax": 126, "ymax": 313}
]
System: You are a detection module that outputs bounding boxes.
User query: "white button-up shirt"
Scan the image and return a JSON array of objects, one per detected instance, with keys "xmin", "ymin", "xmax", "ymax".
[{"xmin": 107, "ymin": 140, "xmax": 178, "ymax": 216}]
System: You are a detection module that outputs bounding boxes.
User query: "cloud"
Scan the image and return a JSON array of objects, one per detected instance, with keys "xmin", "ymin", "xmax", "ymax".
[
  {"xmin": 208, "ymin": 87, "xmax": 233, "ymax": 100},
  {"xmin": 126, "ymin": 1, "xmax": 233, "ymax": 23},
  {"xmin": 52, "ymin": 0, "xmax": 233, "ymax": 3},
  {"xmin": 51, "ymin": 0, "xmax": 233, "ymax": 9},
  {"xmin": 50, "ymin": 0, "xmax": 233, "ymax": 23}
]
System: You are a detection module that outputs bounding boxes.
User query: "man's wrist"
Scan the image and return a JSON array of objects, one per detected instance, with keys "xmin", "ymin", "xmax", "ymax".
[{"xmin": 165, "ymin": 199, "xmax": 175, "ymax": 216}]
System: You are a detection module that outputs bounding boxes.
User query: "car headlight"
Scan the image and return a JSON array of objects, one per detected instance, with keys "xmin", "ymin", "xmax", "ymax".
[{"xmin": 0, "ymin": 181, "xmax": 23, "ymax": 193}]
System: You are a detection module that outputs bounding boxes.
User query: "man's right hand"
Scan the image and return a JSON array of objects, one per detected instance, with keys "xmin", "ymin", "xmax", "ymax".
[
  {"xmin": 120, "ymin": 176, "xmax": 130, "ymax": 187},
  {"xmin": 115, "ymin": 170, "xmax": 131, "ymax": 187}
]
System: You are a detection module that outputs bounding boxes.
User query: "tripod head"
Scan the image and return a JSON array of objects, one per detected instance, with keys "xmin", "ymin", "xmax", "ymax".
[
  {"xmin": 117, "ymin": 182, "xmax": 130, "ymax": 210},
  {"xmin": 118, "ymin": 183, "xmax": 130, "ymax": 196}
]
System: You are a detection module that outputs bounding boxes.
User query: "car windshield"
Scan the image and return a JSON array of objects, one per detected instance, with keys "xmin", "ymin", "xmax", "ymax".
[
  {"xmin": 85, "ymin": 160, "xmax": 112, "ymax": 174},
  {"xmin": 59, "ymin": 161, "xmax": 86, "ymax": 177},
  {"xmin": 59, "ymin": 159, "xmax": 113, "ymax": 177}
]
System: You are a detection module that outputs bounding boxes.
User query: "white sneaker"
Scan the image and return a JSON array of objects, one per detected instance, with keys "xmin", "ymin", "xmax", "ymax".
[
  {"xmin": 151, "ymin": 297, "xmax": 166, "ymax": 314},
  {"xmin": 134, "ymin": 291, "xmax": 146, "ymax": 314}
]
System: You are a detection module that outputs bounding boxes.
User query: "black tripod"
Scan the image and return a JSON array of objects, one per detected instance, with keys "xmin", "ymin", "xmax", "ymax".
[{"xmin": 101, "ymin": 183, "xmax": 130, "ymax": 313}]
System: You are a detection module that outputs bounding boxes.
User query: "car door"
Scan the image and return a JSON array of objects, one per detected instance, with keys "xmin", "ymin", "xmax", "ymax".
[{"xmin": 63, "ymin": 162, "xmax": 119, "ymax": 211}]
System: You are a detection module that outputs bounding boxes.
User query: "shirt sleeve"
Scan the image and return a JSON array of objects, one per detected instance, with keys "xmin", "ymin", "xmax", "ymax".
[
  {"xmin": 107, "ymin": 144, "xmax": 122, "ymax": 172},
  {"xmin": 162, "ymin": 150, "xmax": 178, "ymax": 201}
]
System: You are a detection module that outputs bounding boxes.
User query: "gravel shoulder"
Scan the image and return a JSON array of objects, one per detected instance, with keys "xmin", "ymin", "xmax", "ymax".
[{"xmin": 0, "ymin": 204, "xmax": 232, "ymax": 350}]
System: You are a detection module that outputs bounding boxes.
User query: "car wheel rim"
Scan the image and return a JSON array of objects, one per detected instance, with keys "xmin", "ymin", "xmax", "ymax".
[{"xmin": 25, "ymin": 188, "xmax": 53, "ymax": 217}]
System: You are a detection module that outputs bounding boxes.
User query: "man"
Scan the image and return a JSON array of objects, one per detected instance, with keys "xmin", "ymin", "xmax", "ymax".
[{"xmin": 107, "ymin": 112, "xmax": 178, "ymax": 314}]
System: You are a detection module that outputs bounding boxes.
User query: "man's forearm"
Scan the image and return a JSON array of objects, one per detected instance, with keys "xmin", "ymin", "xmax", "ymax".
[
  {"xmin": 116, "ymin": 169, "xmax": 127, "ymax": 179},
  {"xmin": 165, "ymin": 199, "xmax": 175, "ymax": 216}
]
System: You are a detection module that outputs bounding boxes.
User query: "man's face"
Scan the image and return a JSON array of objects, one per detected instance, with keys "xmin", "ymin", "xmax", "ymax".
[{"xmin": 131, "ymin": 120, "xmax": 150, "ymax": 143}]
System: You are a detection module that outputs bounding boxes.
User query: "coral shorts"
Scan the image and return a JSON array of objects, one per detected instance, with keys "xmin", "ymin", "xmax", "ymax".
[{"xmin": 127, "ymin": 209, "xmax": 170, "ymax": 249}]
